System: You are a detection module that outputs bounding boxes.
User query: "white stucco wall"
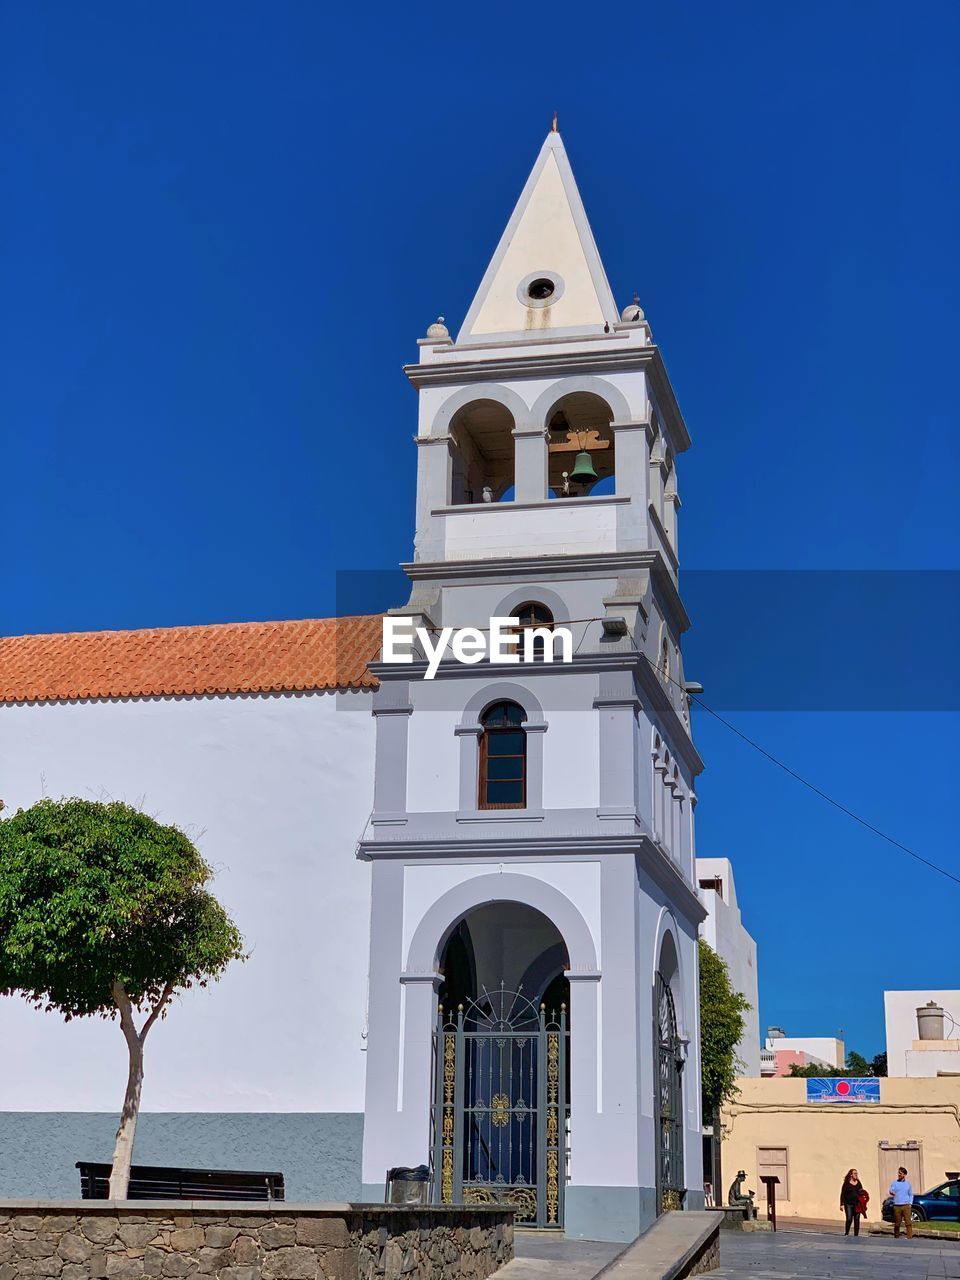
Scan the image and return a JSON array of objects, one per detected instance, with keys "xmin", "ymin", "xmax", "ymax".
[
  {"xmin": 403, "ymin": 673, "xmax": 602, "ymax": 814},
  {"xmin": 0, "ymin": 691, "xmax": 376, "ymax": 1113},
  {"xmin": 885, "ymin": 990, "xmax": 960, "ymax": 1077},
  {"xmin": 439, "ymin": 500, "xmax": 620, "ymax": 562},
  {"xmin": 696, "ymin": 857, "xmax": 761, "ymax": 1076}
]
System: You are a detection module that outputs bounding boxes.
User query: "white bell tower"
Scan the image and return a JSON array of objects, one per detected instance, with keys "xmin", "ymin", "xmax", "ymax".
[{"xmin": 360, "ymin": 126, "xmax": 706, "ymax": 1243}]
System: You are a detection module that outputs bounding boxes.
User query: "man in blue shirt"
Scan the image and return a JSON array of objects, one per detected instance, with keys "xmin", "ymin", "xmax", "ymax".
[{"xmin": 890, "ymin": 1167, "xmax": 914, "ymax": 1239}]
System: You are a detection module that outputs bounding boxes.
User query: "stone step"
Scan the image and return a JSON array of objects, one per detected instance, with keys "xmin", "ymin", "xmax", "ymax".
[{"xmin": 592, "ymin": 1212, "xmax": 720, "ymax": 1280}]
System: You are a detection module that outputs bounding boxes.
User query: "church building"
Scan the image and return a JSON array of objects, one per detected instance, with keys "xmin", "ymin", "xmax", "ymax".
[{"xmin": 0, "ymin": 127, "xmax": 705, "ymax": 1243}]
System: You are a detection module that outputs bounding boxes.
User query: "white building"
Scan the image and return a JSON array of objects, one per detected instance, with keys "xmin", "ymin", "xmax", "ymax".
[
  {"xmin": 0, "ymin": 127, "xmax": 707, "ymax": 1242},
  {"xmin": 696, "ymin": 858, "xmax": 760, "ymax": 1076},
  {"xmin": 885, "ymin": 991, "xmax": 960, "ymax": 1078},
  {"xmin": 761, "ymin": 1028, "xmax": 845, "ymax": 1074}
]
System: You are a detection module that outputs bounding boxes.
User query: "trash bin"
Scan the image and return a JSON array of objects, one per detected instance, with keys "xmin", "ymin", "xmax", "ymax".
[{"xmin": 384, "ymin": 1165, "xmax": 430, "ymax": 1205}]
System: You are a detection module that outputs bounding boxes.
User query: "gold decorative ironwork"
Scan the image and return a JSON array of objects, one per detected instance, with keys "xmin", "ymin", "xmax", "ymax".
[
  {"xmin": 547, "ymin": 1033, "xmax": 559, "ymax": 1104},
  {"xmin": 434, "ymin": 989, "xmax": 567, "ymax": 1228},
  {"xmin": 463, "ymin": 1184, "xmax": 538, "ymax": 1222},
  {"xmin": 661, "ymin": 1188, "xmax": 682, "ymax": 1212},
  {"xmin": 491, "ymin": 1093, "xmax": 510, "ymax": 1128},
  {"xmin": 508, "ymin": 1187, "xmax": 539, "ymax": 1222},
  {"xmin": 546, "ymin": 1109, "xmax": 558, "ymax": 1144},
  {"xmin": 441, "ymin": 1031, "xmax": 456, "ymax": 1202},
  {"xmin": 546, "ymin": 1031, "xmax": 560, "ymax": 1224},
  {"xmin": 464, "ymin": 1186, "xmax": 496, "ymax": 1205}
]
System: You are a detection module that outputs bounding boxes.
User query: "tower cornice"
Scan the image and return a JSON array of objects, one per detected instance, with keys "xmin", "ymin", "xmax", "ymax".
[
  {"xmin": 357, "ymin": 832, "xmax": 708, "ymax": 925},
  {"xmin": 401, "ymin": 549, "xmax": 691, "ymax": 632}
]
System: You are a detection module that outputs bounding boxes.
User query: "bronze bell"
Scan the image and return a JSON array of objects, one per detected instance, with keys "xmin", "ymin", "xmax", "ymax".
[{"xmin": 569, "ymin": 449, "xmax": 598, "ymax": 486}]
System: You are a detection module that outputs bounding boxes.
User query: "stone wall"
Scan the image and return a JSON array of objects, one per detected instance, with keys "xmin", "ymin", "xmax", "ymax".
[
  {"xmin": 0, "ymin": 1202, "xmax": 514, "ymax": 1280},
  {"xmin": 682, "ymin": 1227, "xmax": 719, "ymax": 1277}
]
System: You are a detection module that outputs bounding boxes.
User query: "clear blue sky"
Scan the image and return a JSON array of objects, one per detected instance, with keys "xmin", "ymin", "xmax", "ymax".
[{"xmin": 3, "ymin": 2, "xmax": 958, "ymax": 1056}]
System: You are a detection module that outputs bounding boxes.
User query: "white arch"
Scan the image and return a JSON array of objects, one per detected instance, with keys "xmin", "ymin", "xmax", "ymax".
[
  {"xmin": 405, "ymin": 872, "xmax": 599, "ymax": 976},
  {"xmin": 652, "ymin": 906, "xmax": 687, "ymax": 1036},
  {"xmin": 493, "ymin": 584, "xmax": 570, "ymax": 625},
  {"xmin": 458, "ymin": 680, "xmax": 547, "ymax": 730},
  {"xmin": 430, "ymin": 383, "xmax": 531, "ymax": 435},
  {"xmin": 530, "ymin": 375, "xmax": 634, "ymax": 429}
]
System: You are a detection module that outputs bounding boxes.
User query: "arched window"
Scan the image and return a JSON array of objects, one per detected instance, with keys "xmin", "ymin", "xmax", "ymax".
[
  {"xmin": 478, "ymin": 701, "xmax": 527, "ymax": 809},
  {"xmin": 514, "ymin": 601, "xmax": 554, "ymax": 630},
  {"xmin": 510, "ymin": 602, "xmax": 554, "ymax": 659},
  {"xmin": 660, "ymin": 635, "xmax": 670, "ymax": 683}
]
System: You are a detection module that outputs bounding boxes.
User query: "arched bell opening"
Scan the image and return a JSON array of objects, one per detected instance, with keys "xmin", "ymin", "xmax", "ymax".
[
  {"xmin": 545, "ymin": 391, "xmax": 616, "ymax": 498},
  {"xmin": 449, "ymin": 399, "xmax": 516, "ymax": 504},
  {"xmin": 433, "ymin": 901, "xmax": 570, "ymax": 1227}
]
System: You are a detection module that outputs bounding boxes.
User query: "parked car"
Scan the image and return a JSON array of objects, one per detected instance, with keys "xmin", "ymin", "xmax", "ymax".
[{"xmin": 882, "ymin": 1179, "xmax": 960, "ymax": 1223}]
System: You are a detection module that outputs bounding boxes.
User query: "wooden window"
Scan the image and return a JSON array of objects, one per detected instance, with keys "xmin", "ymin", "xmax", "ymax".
[
  {"xmin": 757, "ymin": 1147, "xmax": 789, "ymax": 1201},
  {"xmin": 509, "ymin": 602, "xmax": 555, "ymax": 659},
  {"xmin": 478, "ymin": 701, "xmax": 527, "ymax": 809}
]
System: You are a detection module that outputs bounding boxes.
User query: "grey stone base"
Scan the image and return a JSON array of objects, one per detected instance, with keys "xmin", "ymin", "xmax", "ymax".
[
  {"xmin": 0, "ymin": 1112, "xmax": 363, "ymax": 1201},
  {"xmin": 563, "ymin": 1185, "xmax": 658, "ymax": 1242},
  {"xmin": 0, "ymin": 1201, "xmax": 515, "ymax": 1280}
]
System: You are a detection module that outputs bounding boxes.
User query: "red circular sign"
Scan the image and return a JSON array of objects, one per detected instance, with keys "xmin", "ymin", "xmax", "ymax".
[{"xmin": 836, "ymin": 1079, "xmax": 851, "ymax": 1096}]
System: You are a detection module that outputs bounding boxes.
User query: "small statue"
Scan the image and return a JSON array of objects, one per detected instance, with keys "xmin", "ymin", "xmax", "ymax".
[{"xmin": 728, "ymin": 1170, "xmax": 755, "ymax": 1214}]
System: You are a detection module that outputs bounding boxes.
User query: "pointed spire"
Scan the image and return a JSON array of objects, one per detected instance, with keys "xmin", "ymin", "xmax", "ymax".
[{"xmin": 456, "ymin": 128, "xmax": 620, "ymax": 344}]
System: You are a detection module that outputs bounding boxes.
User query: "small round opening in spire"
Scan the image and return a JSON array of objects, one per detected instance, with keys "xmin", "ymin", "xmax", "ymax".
[
  {"xmin": 517, "ymin": 271, "xmax": 565, "ymax": 309},
  {"xmin": 526, "ymin": 277, "xmax": 555, "ymax": 302}
]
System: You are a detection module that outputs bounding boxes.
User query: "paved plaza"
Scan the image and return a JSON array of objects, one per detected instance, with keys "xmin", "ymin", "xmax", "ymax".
[
  {"xmin": 505, "ymin": 1225, "xmax": 960, "ymax": 1280},
  {"xmin": 715, "ymin": 1228, "xmax": 960, "ymax": 1279}
]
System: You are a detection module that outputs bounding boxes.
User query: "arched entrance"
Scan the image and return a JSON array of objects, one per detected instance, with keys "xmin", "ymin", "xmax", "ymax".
[
  {"xmin": 432, "ymin": 903, "xmax": 570, "ymax": 1228},
  {"xmin": 655, "ymin": 931, "xmax": 685, "ymax": 1212}
]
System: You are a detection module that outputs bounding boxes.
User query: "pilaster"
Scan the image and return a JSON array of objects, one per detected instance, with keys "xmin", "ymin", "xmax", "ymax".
[
  {"xmin": 413, "ymin": 435, "xmax": 452, "ymax": 562},
  {"xmin": 512, "ymin": 425, "xmax": 549, "ymax": 502}
]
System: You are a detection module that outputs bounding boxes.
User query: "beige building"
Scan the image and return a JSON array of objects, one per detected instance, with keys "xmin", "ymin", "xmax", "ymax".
[{"xmin": 721, "ymin": 1076, "xmax": 960, "ymax": 1221}]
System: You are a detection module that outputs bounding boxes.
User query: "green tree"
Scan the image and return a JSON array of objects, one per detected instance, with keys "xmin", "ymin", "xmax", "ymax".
[
  {"xmin": 787, "ymin": 1049, "xmax": 883, "ymax": 1078},
  {"xmin": 0, "ymin": 798, "xmax": 244, "ymax": 1198},
  {"xmin": 699, "ymin": 939, "xmax": 750, "ymax": 1122}
]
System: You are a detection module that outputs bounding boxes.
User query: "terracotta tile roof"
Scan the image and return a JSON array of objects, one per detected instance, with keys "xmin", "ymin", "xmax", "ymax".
[{"xmin": 0, "ymin": 615, "xmax": 383, "ymax": 703}]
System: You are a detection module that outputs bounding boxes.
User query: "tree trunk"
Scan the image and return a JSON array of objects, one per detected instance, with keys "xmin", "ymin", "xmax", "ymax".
[
  {"xmin": 108, "ymin": 1031, "xmax": 144, "ymax": 1199},
  {"xmin": 107, "ymin": 980, "xmax": 171, "ymax": 1200}
]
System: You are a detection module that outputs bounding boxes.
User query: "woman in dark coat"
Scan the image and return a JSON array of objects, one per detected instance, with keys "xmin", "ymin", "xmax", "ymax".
[{"xmin": 840, "ymin": 1168, "xmax": 868, "ymax": 1236}]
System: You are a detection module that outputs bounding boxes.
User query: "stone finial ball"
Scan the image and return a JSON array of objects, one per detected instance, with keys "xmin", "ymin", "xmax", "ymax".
[
  {"xmin": 620, "ymin": 296, "xmax": 645, "ymax": 323},
  {"xmin": 426, "ymin": 316, "xmax": 450, "ymax": 340}
]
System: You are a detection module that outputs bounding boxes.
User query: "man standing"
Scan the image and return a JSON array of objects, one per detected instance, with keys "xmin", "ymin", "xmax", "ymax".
[{"xmin": 889, "ymin": 1166, "xmax": 914, "ymax": 1239}]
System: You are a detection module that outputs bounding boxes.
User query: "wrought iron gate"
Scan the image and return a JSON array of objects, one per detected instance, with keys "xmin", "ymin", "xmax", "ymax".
[
  {"xmin": 431, "ymin": 986, "xmax": 567, "ymax": 1228},
  {"xmin": 655, "ymin": 971, "xmax": 685, "ymax": 1211}
]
